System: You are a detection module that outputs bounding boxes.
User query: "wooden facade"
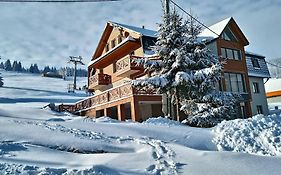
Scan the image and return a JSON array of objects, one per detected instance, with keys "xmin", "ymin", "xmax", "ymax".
[{"xmin": 61, "ymin": 17, "xmax": 256, "ymax": 121}]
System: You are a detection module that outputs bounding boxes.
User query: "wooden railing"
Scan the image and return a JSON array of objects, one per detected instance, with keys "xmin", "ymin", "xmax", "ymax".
[
  {"xmin": 89, "ymin": 73, "xmax": 111, "ymax": 88},
  {"xmin": 115, "ymin": 55, "xmax": 142, "ymax": 76},
  {"xmin": 58, "ymin": 104, "xmax": 76, "ymax": 113},
  {"xmin": 62, "ymin": 84, "xmax": 158, "ymax": 113},
  {"xmin": 116, "ymin": 56, "xmax": 131, "ymax": 72}
]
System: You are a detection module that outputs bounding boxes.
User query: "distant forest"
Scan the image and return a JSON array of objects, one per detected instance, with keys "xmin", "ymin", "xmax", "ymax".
[{"xmin": 0, "ymin": 59, "xmax": 87, "ymax": 77}]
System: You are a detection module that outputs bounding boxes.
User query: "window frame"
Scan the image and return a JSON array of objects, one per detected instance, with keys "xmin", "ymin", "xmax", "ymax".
[
  {"xmin": 251, "ymin": 57, "xmax": 260, "ymax": 69},
  {"xmin": 257, "ymin": 105, "xmax": 263, "ymax": 114},
  {"xmin": 118, "ymin": 35, "xmax": 122, "ymax": 44},
  {"xmin": 224, "ymin": 72, "xmax": 246, "ymax": 93},
  {"xmin": 111, "ymin": 39, "xmax": 116, "ymax": 49},
  {"xmin": 253, "ymin": 82, "xmax": 260, "ymax": 93},
  {"xmin": 105, "ymin": 44, "xmax": 109, "ymax": 52},
  {"xmin": 221, "ymin": 47, "xmax": 242, "ymax": 60}
]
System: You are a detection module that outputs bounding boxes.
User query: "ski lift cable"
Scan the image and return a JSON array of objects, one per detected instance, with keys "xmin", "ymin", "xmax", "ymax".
[
  {"xmin": 170, "ymin": 0, "xmax": 280, "ymax": 69},
  {"xmin": 170, "ymin": 0, "xmax": 220, "ymax": 37},
  {"xmin": 266, "ymin": 61, "xmax": 281, "ymax": 69}
]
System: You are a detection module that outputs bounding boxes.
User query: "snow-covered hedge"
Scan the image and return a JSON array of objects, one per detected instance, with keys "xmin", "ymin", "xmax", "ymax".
[{"xmin": 213, "ymin": 114, "xmax": 281, "ymax": 156}]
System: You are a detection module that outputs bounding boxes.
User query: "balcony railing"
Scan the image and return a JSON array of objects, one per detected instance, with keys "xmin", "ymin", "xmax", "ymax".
[
  {"xmin": 71, "ymin": 84, "xmax": 159, "ymax": 112},
  {"xmin": 115, "ymin": 55, "xmax": 142, "ymax": 77},
  {"xmin": 89, "ymin": 73, "xmax": 111, "ymax": 89}
]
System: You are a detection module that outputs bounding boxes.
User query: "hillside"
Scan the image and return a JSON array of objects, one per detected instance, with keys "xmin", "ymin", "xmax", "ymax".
[{"xmin": 0, "ymin": 70, "xmax": 281, "ymax": 175}]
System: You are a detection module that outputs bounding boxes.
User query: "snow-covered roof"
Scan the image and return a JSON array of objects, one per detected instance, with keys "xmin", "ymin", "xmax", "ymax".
[
  {"xmin": 245, "ymin": 51, "xmax": 265, "ymax": 58},
  {"xmin": 246, "ymin": 52, "xmax": 271, "ymax": 78},
  {"xmin": 109, "ymin": 21, "xmax": 157, "ymax": 38},
  {"xmin": 198, "ymin": 17, "xmax": 232, "ymax": 39}
]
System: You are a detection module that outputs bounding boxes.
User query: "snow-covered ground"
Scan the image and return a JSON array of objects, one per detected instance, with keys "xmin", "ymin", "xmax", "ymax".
[{"xmin": 0, "ymin": 70, "xmax": 281, "ymax": 175}]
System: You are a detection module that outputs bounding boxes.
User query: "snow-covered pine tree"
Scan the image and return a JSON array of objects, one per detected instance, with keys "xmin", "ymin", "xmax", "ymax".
[
  {"xmin": 0, "ymin": 73, "xmax": 3, "ymax": 87},
  {"xmin": 132, "ymin": 9, "xmax": 238, "ymax": 127},
  {"xmin": 0, "ymin": 57, "xmax": 3, "ymax": 87}
]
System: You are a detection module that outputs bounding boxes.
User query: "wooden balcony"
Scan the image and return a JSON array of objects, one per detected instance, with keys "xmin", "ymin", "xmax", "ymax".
[
  {"xmin": 115, "ymin": 55, "xmax": 143, "ymax": 77},
  {"xmin": 89, "ymin": 73, "xmax": 111, "ymax": 89},
  {"xmin": 73, "ymin": 84, "xmax": 159, "ymax": 112}
]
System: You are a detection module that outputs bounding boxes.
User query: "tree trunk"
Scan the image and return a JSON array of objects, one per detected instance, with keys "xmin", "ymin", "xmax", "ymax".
[{"xmin": 175, "ymin": 88, "xmax": 180, "ymax": 122}]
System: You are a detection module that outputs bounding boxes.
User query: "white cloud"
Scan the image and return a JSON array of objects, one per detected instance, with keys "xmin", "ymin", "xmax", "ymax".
[{"xmin": 0, "ymin": 0, "xmax": 280, "ymax": 68}]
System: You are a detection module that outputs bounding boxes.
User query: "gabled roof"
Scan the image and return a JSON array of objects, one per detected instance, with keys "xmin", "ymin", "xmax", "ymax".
[
  {"xmin": 199, "ymin": 17, "xmax": 232, "ymax": 39},
  {"xmin": 109, "ymin": 21, "xmax": 157, "ymax": 38},
  {"xmin": 198, "ymin": 17, "xmax": 249, "ymax": 46}
]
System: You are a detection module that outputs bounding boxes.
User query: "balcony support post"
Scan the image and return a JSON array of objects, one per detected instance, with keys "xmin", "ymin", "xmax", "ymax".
[
  {"xmin": 117, "ymin": 104, "xmax": 126, "ymax": 121},
  {"xmin": 130, "ymin": 98, "xmax": 140, "ymax": 122}
]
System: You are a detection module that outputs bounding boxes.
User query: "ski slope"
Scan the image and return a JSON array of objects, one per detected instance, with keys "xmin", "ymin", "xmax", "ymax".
[{"xmin": 0, "ymin": 70, "xmax": 281, "ymax": 175}]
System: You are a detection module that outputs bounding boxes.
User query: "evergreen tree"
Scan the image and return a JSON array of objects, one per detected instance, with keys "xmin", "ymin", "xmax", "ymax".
[
  {"xmin": 43, "ymin": 66, "xmax": 51, "ymax": 73},
  {"xmin": 0, "ymin": 73, "xmax": 3, "ymax": 87},
  {"xmin": 4, "ymin": 59, "xmax": 12, "ymax": 71},
  {"xmin": 132, "ymin": 9, "xmax": 238, "ymax": 127},
  {"xmin": 12, "ymin": 61, "xmax": 18, "ymax": 72},
  {"xmin": 29, "ymin": 64, "xmax": 34, "ymax": 73},
  {"xmin": 0, "ymin": 58, "xmax": 3, "ymax": 87},
  {"xmin": 0, "ymin": 62, "xmax": 4, "ymax": 69},
  {"xmin": 17, "ymin": 61, "xmax": 23, "ymax": 72},
  {"xmin": 33, "ymin": 64, "xmax": 40, "ymax": 73}
]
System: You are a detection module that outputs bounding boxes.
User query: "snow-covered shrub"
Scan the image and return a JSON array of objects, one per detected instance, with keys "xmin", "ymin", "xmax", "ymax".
[{"xmin": 213, "ymin": 114, "xmax": 281, "ymax": 156}]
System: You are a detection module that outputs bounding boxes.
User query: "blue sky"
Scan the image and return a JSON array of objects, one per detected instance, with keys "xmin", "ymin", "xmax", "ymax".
[{"xmin": 0, "ymin": 0, "xmax": 280, "ymax": 68}]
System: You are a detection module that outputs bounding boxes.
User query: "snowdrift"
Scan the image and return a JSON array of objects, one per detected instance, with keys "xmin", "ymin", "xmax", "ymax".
[{"xmin": 213, "ymin": 114, "xmax": 281, "ymax": 156}]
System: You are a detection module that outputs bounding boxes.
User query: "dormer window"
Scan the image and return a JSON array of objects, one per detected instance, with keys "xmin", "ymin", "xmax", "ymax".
[
  {"xmin": 251, "ymin": 57, "xmax": 260, "ymax": 68},
  {"xmin": 221, "ymin": 27, "xmax": 238, "ymax": 42}
]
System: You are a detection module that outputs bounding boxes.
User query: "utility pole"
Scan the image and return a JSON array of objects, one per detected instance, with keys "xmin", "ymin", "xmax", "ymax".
[
  {"xmin": 164, "ymin": 0, "xmax": 170, "ymax": 17},
  {"xmin": 68, "ymin": 56, "xmax": 85, "ymax": 90},
  {"xmin": 162, "ymin": 0, "xmax": 175, "ymax": 120}
]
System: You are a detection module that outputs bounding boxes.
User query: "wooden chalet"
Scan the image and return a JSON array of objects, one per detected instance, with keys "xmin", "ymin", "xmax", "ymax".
[{"xmin": 60, "ymin": 17, "xmax": 271, "ymax": 121}]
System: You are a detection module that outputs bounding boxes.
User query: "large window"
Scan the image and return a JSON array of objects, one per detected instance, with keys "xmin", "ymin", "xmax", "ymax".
[
  {"xmin": 224, "ymin": 73, "xmax": 246, "ymax": 93},
  {"xmin": 221, "ymin": 27, "xmax": 238, "ymax": 42},
  {"xmin": 221, "ymin": 48, "xmax": 242, "ymax": 60}
]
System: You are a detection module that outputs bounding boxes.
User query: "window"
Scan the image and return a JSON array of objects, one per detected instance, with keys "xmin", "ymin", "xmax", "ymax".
[
  {"xmin": 257, "ymin": 105, "xmax": 263, "ymax": 114},
  {"xmin": 111, "ymin": 39, "xmax": 116, "ymax": 49},
  {"xmin": 253, "ymin": 82, "xmax": 260, "ymax": 93},
  {"xmin": 251, "ymin": 58, "xmax": 260, "ymax": 68},
  {"xmin": 221, "ymin": 48, "xmax": 241, "ymax": 60},
  {"xmin": 221, "ymin": 27, "xmax": 238, "ymax": 42},
  {"xmin": 224, "ymin": 73, "xmax": 246, "ymax": 93},
  {"xmin": 118, "ymin": 35, "xmax": 122, "ymax": 44},
  {"xmin": 105, "ymin": 44, "xmax": 109, "ymax": 52}
]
